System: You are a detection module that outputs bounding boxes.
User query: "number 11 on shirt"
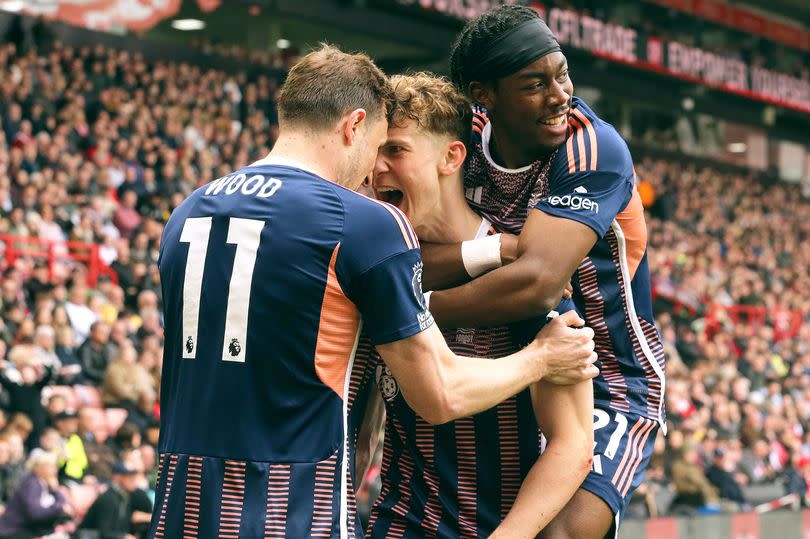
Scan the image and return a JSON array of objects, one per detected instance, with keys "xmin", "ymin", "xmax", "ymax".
[{"xmin": 179, "ymin": 216, "xmax": 266, "ymax": 363}]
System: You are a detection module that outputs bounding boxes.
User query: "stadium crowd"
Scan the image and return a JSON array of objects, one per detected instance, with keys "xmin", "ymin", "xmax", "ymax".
[{"xmin": 0, "ymin": 24, "xmax": 808, "ymax": 537}]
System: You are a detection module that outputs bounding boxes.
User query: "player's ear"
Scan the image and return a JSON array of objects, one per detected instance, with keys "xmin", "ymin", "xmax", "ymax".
[
  {"xmin": 341, "ymin": 108, "xmax": 367, "ymax": 146},
  {"xmin": 469, "ymin": 81, "xmax": 494, "ymax": 112},
  {"xmin": 438, "ymin": 140, "xmax": 467, "ymax": 177}
]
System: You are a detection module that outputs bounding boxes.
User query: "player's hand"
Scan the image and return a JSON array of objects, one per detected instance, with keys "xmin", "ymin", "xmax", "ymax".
[
  {"xmin": 532, "ymin": 311, "xmax": 598, "ymax": 385},
  {"xmin": 499, "ymin": 233, "xmax": 519, "ymax": 265}
]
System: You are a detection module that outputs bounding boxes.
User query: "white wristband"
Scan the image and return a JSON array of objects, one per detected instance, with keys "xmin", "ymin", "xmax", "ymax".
[
  {"xmin": 461, "ymin": 233, "xmax": 503, "ymax": 278},
  {"xmin": 423, "ymin": 290, "xmax": 432, "ymax": 310}
]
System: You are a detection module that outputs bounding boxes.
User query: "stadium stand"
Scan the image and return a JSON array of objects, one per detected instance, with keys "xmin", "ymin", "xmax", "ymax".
[{"xmin": 0, "ymin": 15, "xmax": 808, "ymax": 537}]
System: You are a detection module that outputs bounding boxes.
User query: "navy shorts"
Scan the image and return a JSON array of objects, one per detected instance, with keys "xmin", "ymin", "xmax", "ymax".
[{"xmin": 580, "ymin": 408, "xmax": 659, "ymax": 536}]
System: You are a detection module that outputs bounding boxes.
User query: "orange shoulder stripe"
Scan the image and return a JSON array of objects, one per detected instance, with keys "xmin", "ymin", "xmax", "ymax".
[
  {"xmin": 572, "ymin": 108, "xmax": 598, "ymax": 171},
  {"xmin": 565, "ymin": 123, "xmax": 576, "ymax": 174},
  {"xmin": 379, "ymin": 201, "xmax": 419, "ymax": 249},
  {"xmin": 569, "ymin": 115, "xmax": 588, "ymax": 172}
]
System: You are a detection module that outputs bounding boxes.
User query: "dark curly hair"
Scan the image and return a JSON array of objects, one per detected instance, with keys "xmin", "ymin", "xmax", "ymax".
[{"xmin": 449, "ymin": 5, "xmax": 540, "ymax": 94}]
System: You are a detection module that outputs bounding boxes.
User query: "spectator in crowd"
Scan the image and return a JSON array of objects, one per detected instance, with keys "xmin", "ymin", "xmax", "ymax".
[
  {"xmin": 79, "ymin": 461, "xmax": 151, "ymax": 539},
  {"xmin": 77, "ymin": 321, "xmax": 114, "ymax": 385},
  {"xmin": 783, "ymin": 451, "xmax": 808, "ymax": 501},
  {"xmin": 101, "ymin": 344, "xmax": 155, "ymax": 429},
  {"xmin": 741, "ymin": 439, "xmax": 779, "ymax": 485},
  {"xmin": 44, "ymin": 394, "xmax": 68, "ymax": 426},
  {"xmin": 23, "ymin": 262, "xmax": 53, "ymax": 305},
  {"xmin": 77, "ymin": 408, "xmax": 115, "ymax": 482},
  {"xmin": 54, "ymin": 325, "xmax": 83, "ymax": 384},
  {"xmin": 0, "ymin": 449, "xmax": 72, "ymax": 539},
  {"xmin": 53, "ymin": 410, "xmax": 87, "ymax": 482},
  {"xmin": 109, "ymin": 423, "xmax": 141, "ymax": 456},
  {"xmin": 0, "ymin": 361, "xmax": 54, "ymax": 449},
  {"xmin": 705, "ymin": 447, "xmax": 749, "ymax": 509},
  {"xmin": 65, "ymin": 286, "xmax": 98, "ymax": 345},
  {"xmin": 37, "ymin": 427, "xmax": 62, "ymax": 460},
  {"xmin": 0, "ymin": 438, "xmax": 11, "ymax": 506},
  {"xmin": 670, "ymin": 444, "xmax": 719, "ymax": 512},
  {"xmin": 112, "ymin": 190, "xmax": 141, "ymax": 240}
]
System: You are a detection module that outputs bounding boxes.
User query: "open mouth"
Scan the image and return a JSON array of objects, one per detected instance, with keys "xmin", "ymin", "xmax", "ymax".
[
  {"xmin": 376, "ymin": 187, "xmax": 404, "ymax": 208},
  {"xmin": 541, "ymin": 114, "xmax": 567, "ymax": 127}
]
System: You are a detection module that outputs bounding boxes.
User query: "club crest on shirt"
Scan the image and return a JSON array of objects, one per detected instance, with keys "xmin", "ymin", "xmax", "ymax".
[{"xmin": 376, "ymin": 364, "xmax": 400, "ymax": 402}]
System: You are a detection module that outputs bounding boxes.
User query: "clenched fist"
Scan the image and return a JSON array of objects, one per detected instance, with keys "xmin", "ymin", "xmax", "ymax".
[{"xmin": 531, "ymin": 310, "xmax": 598, "ymax": 385}]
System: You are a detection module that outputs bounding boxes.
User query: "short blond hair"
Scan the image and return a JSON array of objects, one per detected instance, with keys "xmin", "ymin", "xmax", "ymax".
[{"xmin": 388, "ymin": 72, "xmax": 472, "ymax": 144}]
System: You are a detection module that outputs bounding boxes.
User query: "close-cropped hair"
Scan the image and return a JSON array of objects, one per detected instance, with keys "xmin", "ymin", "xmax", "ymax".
[
  {"xmin": 278, "ymin": 44, "xmax": 393, "ymax": 130},
  {"xmin": 388, "ymin": 72, "xmax": 472, "ymax": 146}
]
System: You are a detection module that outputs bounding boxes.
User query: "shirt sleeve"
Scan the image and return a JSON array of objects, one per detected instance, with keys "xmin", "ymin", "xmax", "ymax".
[
  {"xmin": 353, "ymin": 251, "xmax": 433, "ymax": 345},
  {"xmin": 535, "ymin": 119, "xmax": 635, "ymax": 238},
  {"xmin": 338, "ymin": 198, "xmax": 433, "ymax": 346},
  {"xmin": 534, "ymin": 169, "xmax": 633, "ymax": 239}
]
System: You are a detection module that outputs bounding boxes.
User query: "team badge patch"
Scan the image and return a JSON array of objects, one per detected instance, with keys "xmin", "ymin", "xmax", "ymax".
[{"xmin": 376, "ymin": 364, "xmax": 400, "ymax": 402}]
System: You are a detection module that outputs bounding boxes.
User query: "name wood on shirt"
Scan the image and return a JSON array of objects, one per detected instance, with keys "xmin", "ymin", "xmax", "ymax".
[{"xmin": 204, "ymin": 174, "xmax": 283, "ymax": 198}]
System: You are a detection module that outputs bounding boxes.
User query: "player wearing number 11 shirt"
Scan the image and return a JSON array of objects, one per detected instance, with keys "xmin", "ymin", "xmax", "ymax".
[{"xmin": 149, "ymin": 45, "xmax": 597, "ymax": 539}]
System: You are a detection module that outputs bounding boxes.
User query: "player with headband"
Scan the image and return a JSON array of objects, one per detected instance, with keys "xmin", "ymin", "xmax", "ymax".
[{"xmin": 421, "ymin": 6, "xmax": 666, "ymax": 538}]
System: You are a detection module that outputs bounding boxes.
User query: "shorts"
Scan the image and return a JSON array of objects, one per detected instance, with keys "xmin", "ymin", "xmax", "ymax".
[{"xmin": 580, "ymin": 408, "xmax": 659, "ymax": 538}]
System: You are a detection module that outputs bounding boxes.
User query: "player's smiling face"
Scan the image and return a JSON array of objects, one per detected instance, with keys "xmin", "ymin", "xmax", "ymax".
[
  {"xmin": 372, "ymin": 119, "xmax": 444, "ymax": 228},
  {"xmin": 475, "ymin": 51, "xmax": 573, "ymax": 156}
]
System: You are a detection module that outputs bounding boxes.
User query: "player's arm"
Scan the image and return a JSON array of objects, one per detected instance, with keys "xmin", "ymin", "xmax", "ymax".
[
  {"xmin": 428, "ymin": 130, "xmax": 635, "ymax": 327},
  {"xmin": 354, "ymin": 388, "xmax": 384, "ymax": 491},
  {"xmin": 419, "ymin": 242, "xmax": 469, "ymax": 290},
  {"xmin": 343, "ymin": 203, "xmax": 594, "ymax": 425},
  {"xmin": 376, "ymin": 311, "xmax": 597, "ymax": 425},
  {"xmin": 490, "ymin": 379, "xmax": 594, "ymax": 538},
  {"xmin": 420, "ymin": 233, "xmax": 519, "ymax": 291},
  {"xmin": 427, "ymin": 211, "xmax": 596, "ymax": 327}
]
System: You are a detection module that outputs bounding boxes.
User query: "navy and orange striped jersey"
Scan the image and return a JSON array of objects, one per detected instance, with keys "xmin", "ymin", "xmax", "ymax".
[
  {"xmin": 466, "ymin": 97, "xmax": 666, "ymax": 430},
  {"xmin": 150, "ymin": 156, "xmax": 432, "ymax": 539},
  {"xmin": 367, "ymin": 218, "xmax": 574, "ymax": 538}
]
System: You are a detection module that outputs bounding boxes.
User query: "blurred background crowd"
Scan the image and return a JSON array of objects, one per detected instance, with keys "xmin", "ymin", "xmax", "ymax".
[{"xmin": 0, "ymin": 3, "xmax": 808, "ymax": 537}]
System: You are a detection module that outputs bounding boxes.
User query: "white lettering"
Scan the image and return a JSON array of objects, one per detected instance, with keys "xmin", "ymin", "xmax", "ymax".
[
  {"xmin": 667, "ymin": 42, "xmax": 749, "ymax": 90},
  {"xmin": 257, "ymin": 177, "xmax": 283, "ymax": 198},
  {"xmin": 204, "ymin": 174, "xmax": 283, "ymax": 198},
  {"xmin": 546, "ymin": 194, "xmax": 600, "ymax": 213},
  {"xmin": 225, "ymin": 174, "xmax": 247, "ymax": 195},
  {"xmin": 751, "ymin": 67, "xmax": 810, "ymax": 108},
  {"xmin": 205, "ymin": 175, "xmax": 231, "ymax": 195},
  {"xmin": 241, "ymin": 174, "xmax": 265, "ymax": 195},
  {"xmin": 549, "ymin": 8, "xmax": 637, "ymax": 62}
]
